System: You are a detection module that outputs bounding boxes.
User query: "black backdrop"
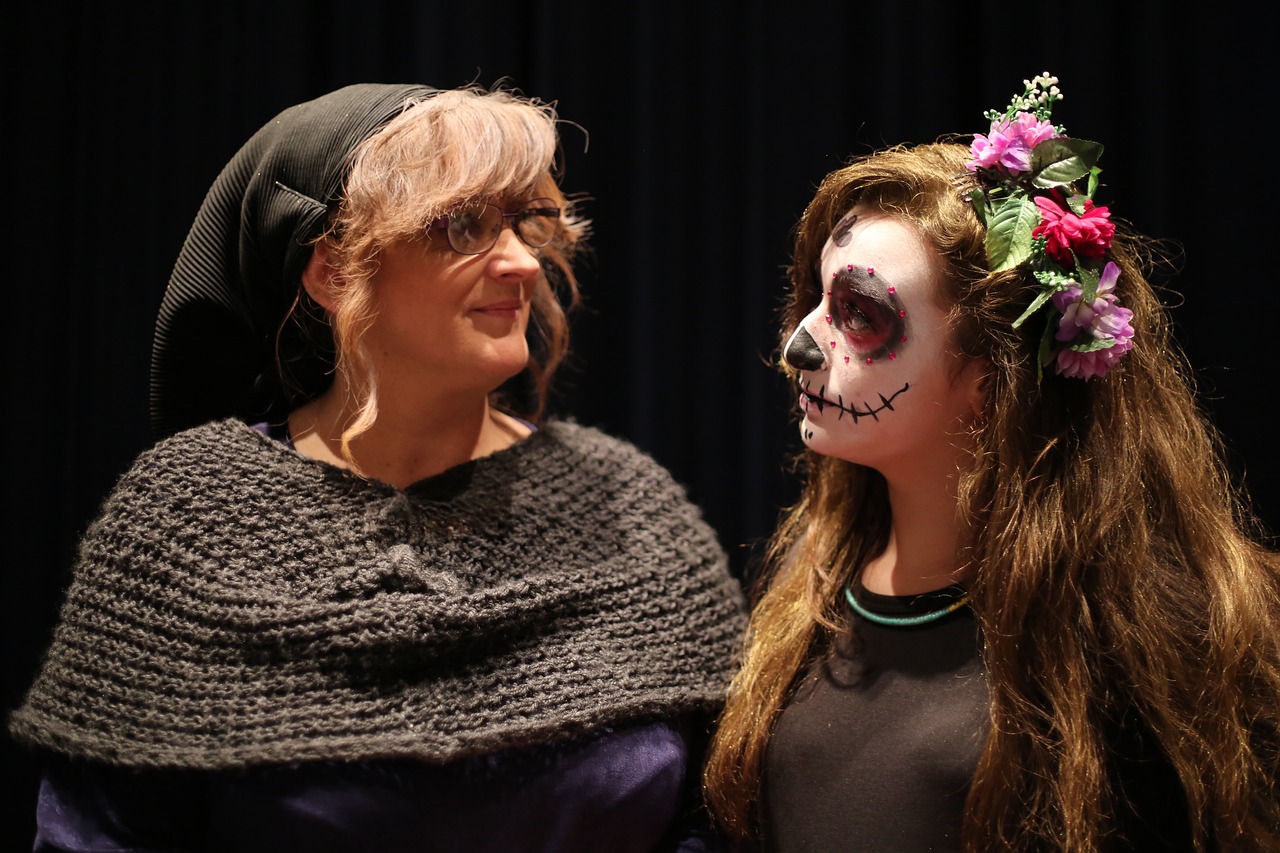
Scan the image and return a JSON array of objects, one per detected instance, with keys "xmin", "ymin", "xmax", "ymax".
[{"xmin": 5, "ymin": 2, "xmax": 1276, "ymax": 847}]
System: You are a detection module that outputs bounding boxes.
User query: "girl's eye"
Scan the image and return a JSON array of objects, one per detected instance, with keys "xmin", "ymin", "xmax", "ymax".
[
  {"xmin": 833, "ymin": 292, "xmax": 893, "ymax": 353},
  {"xmin": 827, "ymin": 267, "xmax": 906, "ymax": 360},
  {"xmin": 837, "ymin": 297, "xmax": 873, "ymax": 332}
]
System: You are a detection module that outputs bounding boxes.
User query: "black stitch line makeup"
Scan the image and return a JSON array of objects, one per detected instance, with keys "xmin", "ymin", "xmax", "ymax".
[{"xmin": 798, "ymin": 377, "xmax": 911, "ymax": 422}]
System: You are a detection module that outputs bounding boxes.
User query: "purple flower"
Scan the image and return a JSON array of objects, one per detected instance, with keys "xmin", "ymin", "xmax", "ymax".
[
  {"xmin": 967, "ymin": 112, "xmax": 1060, "ymax": 175},
  {"xmin": 1053, "ymin": 343, "xmax": 1131, "ymax": 380},
  {"xmin": 1050, "ymin": 262, "xmax": 1135, "ymax": 379}
]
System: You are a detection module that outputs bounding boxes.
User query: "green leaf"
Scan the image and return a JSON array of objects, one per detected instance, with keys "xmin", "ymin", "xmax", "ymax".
[
  {"xmin": 1077, "ymin": 264, "xmax": 1100, "ymax": 303},
  {"xmin": 1037, "ymin": 318, "xmax": 1056, "ymax": 379},
  {"xmin": 1066, "ymin": 193, "xmax": 1087, "ymax": 216},
  {"xmin": 1087, "ymin": 166, "xmax": 1101, "ymax": 199},
  {"xmin": 968, "ymin": 188, "xmax": 990, "ymax": 226},
  {"xmin": 1068, "ymin": 336, "xmax": 1119, "ymax": 353},
  {"xmin": 986, "ymin": 194, "xmax": 1040, "ymax": 272},
  {"xmin": 1012, "ymin": 286, "xmax": 1057, "ymax": 330},
  {"xmin": 1030, "ymin": 138, "xmax": 1105, "ymax": 188}
]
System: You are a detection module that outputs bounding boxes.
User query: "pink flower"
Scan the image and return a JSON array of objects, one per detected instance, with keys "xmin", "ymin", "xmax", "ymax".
[
  {"xmin": 1033, "ymin": 194, "xmax": 1115, "ymax": 263},
  {"xmin": 1050, "ymin": 262, "xmax": 1134, "ymax": 379},
  {"xmin": 1053, "ymin": 343, "xmax": 1131, "ymax": 380},
  {"xmin": 967, "ymin": 112, "xmax": 1060, "ymax": 175}
]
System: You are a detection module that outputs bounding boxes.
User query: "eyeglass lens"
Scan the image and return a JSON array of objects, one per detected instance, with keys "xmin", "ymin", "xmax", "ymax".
[{"xmin": 446, "ymin": 200, "xmax": 560, "ymax": 255}]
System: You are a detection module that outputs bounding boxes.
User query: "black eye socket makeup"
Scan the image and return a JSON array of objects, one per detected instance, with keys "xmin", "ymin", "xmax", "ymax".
[{"xmin": 828, "ymin": 264, "xmax": 907, "ymax": 362}]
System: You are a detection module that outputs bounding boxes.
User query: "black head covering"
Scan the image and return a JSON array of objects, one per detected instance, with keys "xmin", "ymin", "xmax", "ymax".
[{"xmin": 150, "ymin": 83, "xmax": 439, "ymax": 440}]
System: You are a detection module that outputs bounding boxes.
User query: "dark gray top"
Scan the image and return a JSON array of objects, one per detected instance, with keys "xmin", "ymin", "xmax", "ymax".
[
  {"xmin": 762, "ymin": 585, "xmax": 986, "ymax": 852},
  {"xmin": 761, "ymin": 582, "xmax": 1193, "ymax": 851}
]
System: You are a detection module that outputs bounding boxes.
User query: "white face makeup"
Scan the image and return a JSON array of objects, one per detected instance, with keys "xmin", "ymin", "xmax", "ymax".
[{"xmin": 784, "ymin": 206, "xmax": 978, "ymax": 477}]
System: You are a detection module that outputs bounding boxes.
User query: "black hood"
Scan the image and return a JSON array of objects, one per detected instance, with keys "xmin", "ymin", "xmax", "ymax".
[{"xmin": 150, "ymin": 82, "xmax": 438, "ymax": 440}]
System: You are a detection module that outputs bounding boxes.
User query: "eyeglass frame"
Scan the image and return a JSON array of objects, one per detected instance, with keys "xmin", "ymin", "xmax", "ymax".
[{"xmin": 428, "ymin": 198, "xmax": 562, "ymax": 255}]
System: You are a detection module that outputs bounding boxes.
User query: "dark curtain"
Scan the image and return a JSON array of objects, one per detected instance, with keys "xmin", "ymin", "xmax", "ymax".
[{"xmin": 4, "ymin": 2, "xmax": 1275, "ymax": 848}]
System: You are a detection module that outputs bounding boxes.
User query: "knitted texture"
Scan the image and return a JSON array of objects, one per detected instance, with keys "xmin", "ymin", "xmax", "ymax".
[{"xmin": 10, "ymin": 419, "xmax": 747, "ymax": 770}]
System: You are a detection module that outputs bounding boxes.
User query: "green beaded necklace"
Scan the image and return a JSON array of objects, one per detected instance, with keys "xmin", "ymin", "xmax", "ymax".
[{"xmin": 843, "ymin": 584, "xmax": 970, "ymax": 627}]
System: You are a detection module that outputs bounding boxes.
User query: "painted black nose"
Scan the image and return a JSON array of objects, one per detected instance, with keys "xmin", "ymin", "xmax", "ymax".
[{"xmin": 784, "ymin": 325, "xmax": 826, "ymax": 371}]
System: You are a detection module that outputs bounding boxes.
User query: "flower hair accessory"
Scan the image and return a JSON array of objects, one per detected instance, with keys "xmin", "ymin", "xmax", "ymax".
[{"xmin": 966, "ymin": 73, "xmax": 1134, "ymax": 380}]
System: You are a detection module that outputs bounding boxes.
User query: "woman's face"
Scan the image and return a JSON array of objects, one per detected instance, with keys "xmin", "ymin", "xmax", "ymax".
[
  {"xmin": 358, "ymin": 206, "xmax": 543, "ymax": 400},
  {"xmin": 783, "ymin": 206, "xmax": 981, "ymax": 479}
]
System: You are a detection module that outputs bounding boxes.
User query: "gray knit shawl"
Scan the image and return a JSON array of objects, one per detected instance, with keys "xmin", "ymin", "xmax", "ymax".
[{"xmin": 10, "ymin": 419, "xmax": 747, "ymax": 769}]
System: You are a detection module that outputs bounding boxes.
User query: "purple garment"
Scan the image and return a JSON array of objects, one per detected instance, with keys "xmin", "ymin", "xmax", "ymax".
[
  {"xmin": 35, "ymin": 719, "xmax": 724, "ymax": 852},
  {"xmin": 33, "ymin": 422, "xmax": 728, "ymax": 850}
]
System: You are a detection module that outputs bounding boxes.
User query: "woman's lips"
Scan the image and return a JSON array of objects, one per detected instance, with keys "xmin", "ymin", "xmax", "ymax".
[
  {"xmin": 798, "ymin": 376, "xmax": 834, "ymax": 413},
  {"xmin": 797, "ymin": 375, "xmax": 911, "ymax": 421},
  {"xmin": 474, "ymin": 300, "xmax": 524, "ymax": 317},
  {"xmin": 799, "ymin": 387, "xmax": 834, "ymax": 414}
]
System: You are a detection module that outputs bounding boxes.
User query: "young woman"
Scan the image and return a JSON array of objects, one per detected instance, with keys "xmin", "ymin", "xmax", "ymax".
[
  {"xmin": 11, "ymin": 82, "xmax": 747, "ymax": 852},
  {"xmin": 704, "ymin": 74, "xmax": 1280, "ymax": 851}
]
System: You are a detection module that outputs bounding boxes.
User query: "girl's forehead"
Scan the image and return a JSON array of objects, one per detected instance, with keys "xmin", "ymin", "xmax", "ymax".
[{"xmin": 820, "ymin": 213, "xmax": 936, "ymax": 281}]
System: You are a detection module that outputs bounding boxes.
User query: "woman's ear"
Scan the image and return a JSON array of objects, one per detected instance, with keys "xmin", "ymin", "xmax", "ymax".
[
  {"xmin": 301, "ymin": 238, "xmax": 339, "ymax": 312},
  {"xmin": 959, "ymin": 357, "xmax": 990, "ymax": 421}
]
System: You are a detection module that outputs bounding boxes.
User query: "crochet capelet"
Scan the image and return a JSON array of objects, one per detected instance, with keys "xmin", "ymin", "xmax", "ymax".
[{"xmin": 10, "ymin": 418, "xmax": 748, "ymax": 769}]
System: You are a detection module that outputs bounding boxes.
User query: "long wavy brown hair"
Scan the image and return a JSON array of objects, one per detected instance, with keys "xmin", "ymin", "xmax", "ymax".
[{"xmin": 703, "ymin": 141, "xmax": 1280, "ymax": 851}]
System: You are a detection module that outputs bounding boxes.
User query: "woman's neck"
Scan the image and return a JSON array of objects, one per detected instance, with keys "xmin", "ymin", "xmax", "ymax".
[
  {"xmin": 288, "ymin": 382, "xmax": 531, "ymax": 489},
  {"xmin": 859, "ymin": 473, "xmax": 969, "ymax": 597}
]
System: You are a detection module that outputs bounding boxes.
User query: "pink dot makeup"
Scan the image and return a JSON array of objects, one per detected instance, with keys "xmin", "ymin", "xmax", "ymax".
[{"xmin": 828, "ymin": 265, "xmax": 907, "ymax": 361}]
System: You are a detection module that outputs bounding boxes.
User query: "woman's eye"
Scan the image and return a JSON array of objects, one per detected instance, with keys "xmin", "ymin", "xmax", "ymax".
[
  {"xmin": 457, "ymin": 213, "xmax": 486, "ymax": 238},
  {"xmin": 837, "ymin": 298, "xmax": 873, "ymax": 332},
  {"xmin": 825, "ymin": 266, "xmax": 906, "ymax": 360},
  {"xmin": 834, "ymin": 293, "xmax": 893, "ymax": 351}
]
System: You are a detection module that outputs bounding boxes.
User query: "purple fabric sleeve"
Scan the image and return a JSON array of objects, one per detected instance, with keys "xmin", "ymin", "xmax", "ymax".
[{"xmin": 34, "ymin": 719, "xmax": 726, "ymax": 852}]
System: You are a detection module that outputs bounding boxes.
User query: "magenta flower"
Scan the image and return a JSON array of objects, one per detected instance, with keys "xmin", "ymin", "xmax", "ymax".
[
  {"xmin": 1050, "ymin": 262, "xmax": 1134, "ymax": 379},
  {"xmin": 1033, "ymin": 194, "xmax": 1115, "ymax": 263},
  {"xmin": 967, "ymin": 111, "xmax": 1060, "ymax": 175}
]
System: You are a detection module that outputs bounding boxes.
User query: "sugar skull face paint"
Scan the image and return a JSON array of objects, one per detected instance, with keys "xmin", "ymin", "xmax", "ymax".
[
  {"xmin": 784, "ymin": 207, "xmax": 981, "ymax": 475},
  {"xmin": 828, "ymin": 263, "xmax": 906, "ymax": 361}
]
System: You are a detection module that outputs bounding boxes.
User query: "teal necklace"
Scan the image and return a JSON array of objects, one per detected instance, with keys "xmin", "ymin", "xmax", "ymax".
[{"xmin": 843, "ymin": 584, "xmax": 970, "ymax": 627}]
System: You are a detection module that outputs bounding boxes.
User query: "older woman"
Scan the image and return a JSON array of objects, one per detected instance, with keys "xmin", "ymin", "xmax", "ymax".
[{"xmin": 11, "ymin": 83, "xmax": 747, "ymax": 852}]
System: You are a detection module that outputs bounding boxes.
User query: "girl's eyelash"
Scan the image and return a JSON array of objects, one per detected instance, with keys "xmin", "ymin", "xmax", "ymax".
[{"xmin": 837, "ymin": 298, "xmax": 872, "ymax": 329}]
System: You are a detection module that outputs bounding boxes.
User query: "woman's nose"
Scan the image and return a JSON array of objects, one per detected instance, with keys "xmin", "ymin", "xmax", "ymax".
[
  {"xmin": 784, "ymin": 325, "xmax": 826, "ymax": 371},
  {"xmin": 487, "ymin": 225, "xmax": 542, "ymax": 280}
]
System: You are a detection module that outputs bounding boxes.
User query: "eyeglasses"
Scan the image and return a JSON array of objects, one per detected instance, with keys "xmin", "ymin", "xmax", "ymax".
[{"xmin": 429, "ymin": 199, "xmax": 561, "ymax": 255}]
